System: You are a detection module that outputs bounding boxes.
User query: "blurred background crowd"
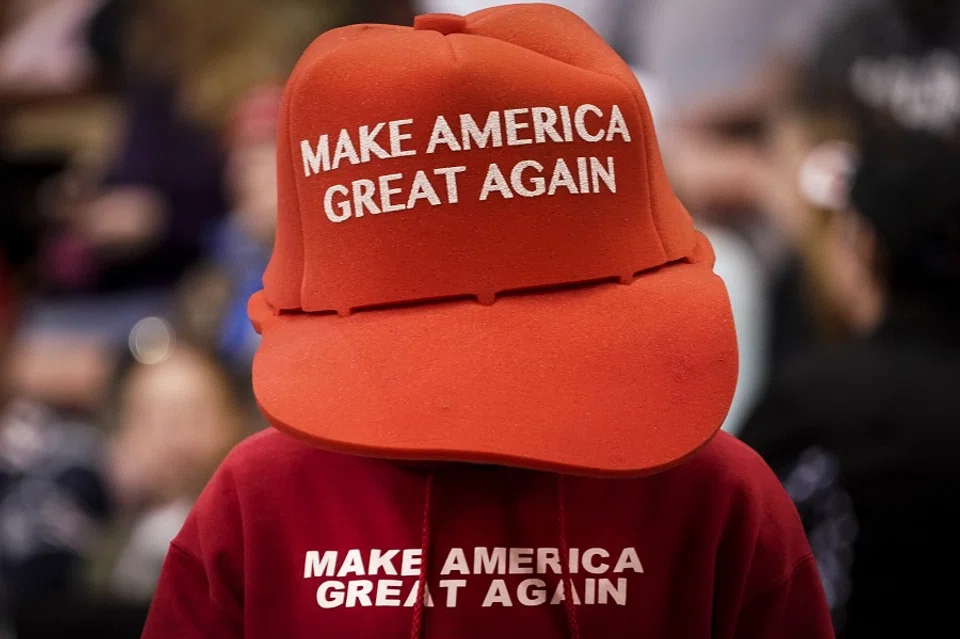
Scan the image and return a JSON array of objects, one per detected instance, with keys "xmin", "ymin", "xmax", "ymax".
[{"xmin": 0, "ymin": 0, "xmax": 957, "ymax": 637}]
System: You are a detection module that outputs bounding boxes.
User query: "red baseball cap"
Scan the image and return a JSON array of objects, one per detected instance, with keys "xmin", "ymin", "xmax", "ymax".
[
  {"xmin": 249, "ymin": 4, "xmax": 738, "ymax": 477},
  {"xmin": 225, "ymin": 84, "xmax": 284, "ymax": 146}
]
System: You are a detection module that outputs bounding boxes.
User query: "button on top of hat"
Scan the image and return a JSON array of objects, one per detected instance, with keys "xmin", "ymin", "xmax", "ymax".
[{"xmin": 414, "ymin": 13, "xmax": 467, "ymax": 35}]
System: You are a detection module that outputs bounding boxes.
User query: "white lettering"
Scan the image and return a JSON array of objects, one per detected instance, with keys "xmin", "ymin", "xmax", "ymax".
[
  {"xmin": 536, "ymin": 548, "xmax": 561, "ymax": 574},
  {"xmin": 591, "ymin": 157, "xmax": 616, "ymax": 193},
  {"xmin": 509, "ymin": 548, "xmax": 534, "ymax": 574},
  {"xmin": 389, "ymin": 119, "xmax": 416, "ymax": 157},
  {"xmin": 461, "ymin": 112, "xmax": 503, "ymax": 149},
  {"xmin": 482, "ymin": 579, "xmax": 513, "ymax": 606},
  {"xmin": 316, "ymin": 580, "xmax": 344, "ymax": 608},
  {"xmin": 598, "ymin": 578, "xmax": 627, "ymax": 605},
  {"xmin": 433, "ymin": 166, "xmax": 466, "ymax": 203},
  {"xmin": 606, "ymin": 105, "xmax": 632, "ymax": 142},
  {"xmin": 518, "ymin": 578, "xmax": 547, "ymax": 606},
  {"xmin": 403, "ymin": 580, "xmax": 435, "ymax": 607},
  {"xmin": 324, "ymin": 185, "xmax": 351, "ymax": 223},
  {"xmin": 613, "ymin": 547, "xmax": 644, "ymax": 573},
  {"xmin": 547, "ymin": 158, "xmax": 578, "ymax": 195},
  {"xmin": 401, "ymin": 549, "xmax": 423, "ymax": 576},
  {"xmin": 368, "ymin": 549, "xmax": 399, "ymax": 576},
  {"xmin": 510, "ymin": 160, "xmax": 546, "ymax": 197},
  {"xmin": 574, "ymin": 104, "xmax": 605, "ymax": 142},
  {"xmin": 345, "ymin": 580, "xmax": 373, "ymax": 607},
  {"xmin": 474, "ymin": 547, "xmax": 507, "ymax": 575},
  {"xmin": 550, "ymin": 580, "xmax": 581, "ymax": 605},
  {"xmin": 332, "ymin": 129, "xmax": 361, "ymax": 169},
  {"xmin": 406, "ymin": 170, "xmax": 442, "ymax": 208},
  {"xmin": 338, "ymin": 549, "xmax": 366, "ymax": 577},
  {"xmin": 374, "ymin": 579, "xmax": 403, "ymax": 606},
  {"xmin": 582, "ymin": 548, "xmax": 609, "ymax": 574},
  {"xmin": 301, "ymin": 136, "xmax": 330, "ymax": 176},
  {"xmin": 427, "ymin": 116, "xmax": 462, "ymax": 153},
  {"xmin": 306, "ymin": 547, "xmax": 638, "ymax": 609},
  {"xmin": 352, "ymin": 179, "xmax": 380, "ymax": 217},
  {"xmin": 441, "ymin": 548, "xmax": 470, "ymax": 575},
  {"xmin": 379, "ymin": 173, "xmax": 406, "ymax": 213},
  {"xmin": 531, "ymin": 107, "xmax": 564, "ymax": 143},
  {"xmin": 504, "ymin": 108, "xmax": 532, "ymax": 146},
  {"xmin": 479, "ymin": 164, "xmax": 513, "ymax": 201},
  {"xmin": 559, "ymin": 105, "xmax": 574, "ymax": 142},
  {"xmin": 359, "ymin": 123, "xmax": 391, "ymax": 162},
  {"xmin": 304, "ymin": 550, "xmax": 337, "ymax": 578},
  {"xmin": 577, "ymin": 157, "xmax": 590, "ymax": 193},
  {"xmin": 584, "ymin": 578, "xmax": 596, "ymax": 605},
  {"xmin": 438, "ymin": 579, "xmax": 467, "ymax": 607},
  {"xmin": 299, "ymin": 104, "xmax": 629, "ymax": 184}
]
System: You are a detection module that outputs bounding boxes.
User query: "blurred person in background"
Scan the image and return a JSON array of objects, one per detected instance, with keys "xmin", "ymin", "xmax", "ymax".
[
  {"xmin": 0, "ymin": 253, "xmax": 112, "ymax": 607},
  {"xmin": 47, "ymin": 0, "xmax": 317, "ymax": 294},
  {"xmin": 4, "ymin": 0, "xmax": 347, "ymax": 414},
  {"xmin": 56, "ymin": 0, "xmax": 411, "ymax": 297},
  {"xmin": 0, "ymin": 0, "xmax": 106, "ymax": 99},
  {"xmin": 88, "ymin": 341, "xmax": 246, "ymax": 604},
  {"xmin": 0, "ymin": 258, "xmax": 16, "ymax": 639},
  {"xmin": 636, "ymin": 0, "xmax": 872, "ymax": 434},
  {"xmin": 740, "ymin": 0, "xmax": 960, "ymax": 635},
  {"xmin": 175, "ymin": 84, "xmax": 283, "ymax": 381}
]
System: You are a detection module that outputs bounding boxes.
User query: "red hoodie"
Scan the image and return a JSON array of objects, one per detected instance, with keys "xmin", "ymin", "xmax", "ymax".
[{"xmin": 142, "ymin": 429, "xmax": 833, "ymax": 638}]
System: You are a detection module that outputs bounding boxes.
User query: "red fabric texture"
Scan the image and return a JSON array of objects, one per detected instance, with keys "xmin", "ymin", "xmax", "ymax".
[
  {"xmin": 142, "ymin": 429, "xmax": 835, "ymax": 638},
  {"xmin": 250, "ymin": 247, "xmax": 735, "ymax": 476},
  {"xmin": 251, "ymin": 2, "xmax": 738, "ymax": 476}
]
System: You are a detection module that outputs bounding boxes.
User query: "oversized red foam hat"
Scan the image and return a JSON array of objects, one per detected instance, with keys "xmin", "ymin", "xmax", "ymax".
[{"xmin": 249, "ymin": 4, "xmax": 738, "ymax": 476}]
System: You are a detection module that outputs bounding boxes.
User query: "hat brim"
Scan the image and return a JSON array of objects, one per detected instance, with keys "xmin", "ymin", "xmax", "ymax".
[{"xmin": 249, "ymin": 245, "xmax": 737, "ymax": 477}]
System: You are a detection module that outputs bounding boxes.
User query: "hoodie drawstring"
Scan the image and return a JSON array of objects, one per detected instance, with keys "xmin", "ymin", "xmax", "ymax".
[
  {"xmin": 411, "ymin": 472, "xmax": 581, "ymax": 639},
  {"xmin": 557, "ymin": 475, "xmax": 581, "ymax": 639},
  {"xmin": 411, "ymin": 472, "xmax": 434, "ymax": 639}
]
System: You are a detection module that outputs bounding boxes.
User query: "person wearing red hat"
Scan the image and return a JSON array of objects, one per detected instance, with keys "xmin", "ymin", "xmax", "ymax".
[
  {"xmin": 176, "ymin": 84, "xmax": 285, "ymax": 376},
  {"xmin": 142, "ymin": 5, "xmax": 833, "ymax": 638}
]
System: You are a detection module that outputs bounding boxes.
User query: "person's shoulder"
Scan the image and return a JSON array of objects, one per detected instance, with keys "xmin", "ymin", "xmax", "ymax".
[
  {"xmin": 663, "ymin": 438, "xmax": 830, "ymax": 632},
  {"xmin": 675, "ymin": 430, "xmax": 782, "ymax": 489},
  {"xmin": 220, "ymin": 427, "xmax": 346, "ymax": 481},
  {"xmin": 667, "ymin": 432, "xmax": 813, "ymax": 570},
  {"xmin": 226, "ymin": 426, "xmax": 311, "ymax": 460},
  {"xmin": 216, "ymin": 427, "xmax": 398, "ymax": 499},
  {"xmin": 177, "ymin": 429, "xmax": 350, "ymax": 551},
  {"xmin": 666, "ymin": 432, "xmax": 804, "ymax": 533}
]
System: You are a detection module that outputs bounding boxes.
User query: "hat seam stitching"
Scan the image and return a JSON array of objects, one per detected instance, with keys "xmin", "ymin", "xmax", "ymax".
[{"xmin": 286, "ymin": 57, "xmax": 311, "ymax": 311}]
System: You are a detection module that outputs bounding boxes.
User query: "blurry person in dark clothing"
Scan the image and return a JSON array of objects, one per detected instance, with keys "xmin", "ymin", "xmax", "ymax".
[
  {"xmin": 43, "ymin": 0, "xmax": 304, "ymax": 295},
  {"xmin": 741, "ymin": 2, "xmax": 960, "ymax": 635},
  {"xmin": 51, "ymin": 0, "xmax": 416, "ymax": 295},
  {"xmin": 10, "ymin": 0, "xmax": 418, "ymax": 415},
  {"xmin": 6, "ymin": 0, "xmax": 338, "ymax": 414},
  {"xmin": 0, "ymin": 254, "xmax": 112, "ymax": 602},
  {"xmin": 742, "ymin": 127, "xmax": 960, "ymax": 638}
]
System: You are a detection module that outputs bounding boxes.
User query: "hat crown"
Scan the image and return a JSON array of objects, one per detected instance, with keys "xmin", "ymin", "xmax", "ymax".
[{"xmin": 263, "ymin": 4, "xmax": 696, "ymax": 316}]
